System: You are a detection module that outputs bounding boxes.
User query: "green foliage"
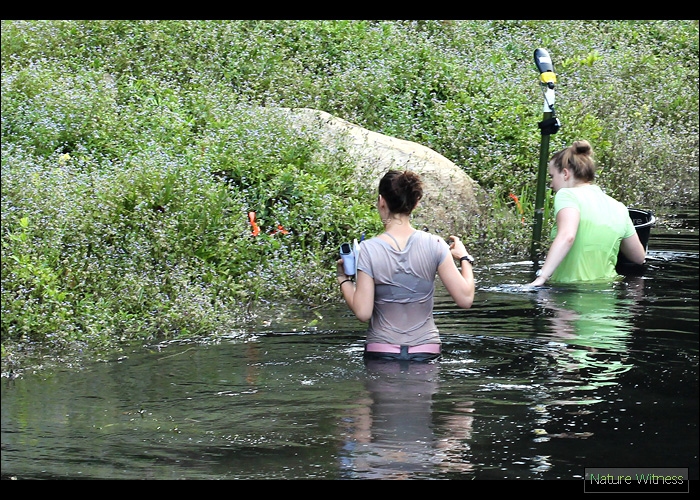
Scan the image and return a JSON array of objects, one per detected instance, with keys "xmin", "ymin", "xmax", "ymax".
[
  {"xmin": 0, "ymin": 60, "xmax": 122, "ymax": 157},
  {"xmin": 1, "ymin": 20, "xmax": 698, "ymax": 362}
]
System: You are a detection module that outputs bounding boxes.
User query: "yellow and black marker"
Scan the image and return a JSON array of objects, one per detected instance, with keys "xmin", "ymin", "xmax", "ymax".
[{"xmin": 531, "ymin": 48, "xmax": 562, "ymax": 266}]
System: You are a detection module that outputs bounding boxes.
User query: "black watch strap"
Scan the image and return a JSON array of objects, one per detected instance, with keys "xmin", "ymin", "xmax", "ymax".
[{"xmin": 460, "ymin": 254, "xmax": 474, "ymax": 265}]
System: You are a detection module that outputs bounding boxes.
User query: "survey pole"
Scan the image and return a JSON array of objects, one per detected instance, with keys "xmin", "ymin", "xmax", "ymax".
[{"xmin": 531, "ymin": 48, "xmax": 561, "ymax": 266}]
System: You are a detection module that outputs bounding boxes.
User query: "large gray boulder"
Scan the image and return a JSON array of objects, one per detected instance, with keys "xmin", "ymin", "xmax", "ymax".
[{"xmin": 275, "ymin": 108, "xmax": 483, "ymax": 238}]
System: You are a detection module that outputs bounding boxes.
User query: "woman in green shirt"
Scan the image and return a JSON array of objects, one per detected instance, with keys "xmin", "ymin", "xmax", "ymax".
[{"xmin": 529, "ymin": 140, "xmax": 646, "ymax": 286}]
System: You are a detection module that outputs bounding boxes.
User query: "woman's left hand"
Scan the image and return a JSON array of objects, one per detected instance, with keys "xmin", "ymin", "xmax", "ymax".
[{"xmin": 336, "ymin": 258, "xmax": 349, "ymax": 283}]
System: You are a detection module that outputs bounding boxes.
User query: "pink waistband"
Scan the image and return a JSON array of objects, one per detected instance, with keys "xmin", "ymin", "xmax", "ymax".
[{"xmin": 365, "ymin": 342, "xmax": 441, "ymax": 354}]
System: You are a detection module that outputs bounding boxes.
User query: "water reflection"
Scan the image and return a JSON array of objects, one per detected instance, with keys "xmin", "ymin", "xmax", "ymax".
[
  {"xmin": 534, "ymin": 281, "xmax": 641, "ymax": 391},
  {"xmin": 340, "ymin": 359, "xmax": 474, "ymax": 478},
  {"xmin": 1, "ymin": 209, "xmax": 696, "ymax": 480}
]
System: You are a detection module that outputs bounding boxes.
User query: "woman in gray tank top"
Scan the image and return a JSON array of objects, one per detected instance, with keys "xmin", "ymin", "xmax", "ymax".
[{"xmin": 336, "ymin": 169, "xmax": 476, "ymax": 362}]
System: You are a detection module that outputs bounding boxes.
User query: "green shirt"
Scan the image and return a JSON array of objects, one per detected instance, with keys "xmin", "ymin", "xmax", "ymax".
[{"xmin": 550, "ymin": 184, "xmax": 636, "ymax": 283}]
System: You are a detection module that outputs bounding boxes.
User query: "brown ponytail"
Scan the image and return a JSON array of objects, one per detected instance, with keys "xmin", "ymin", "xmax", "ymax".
[{"xmin": 378, "ymin": 170, "xmax": 424, "ymax": 215}]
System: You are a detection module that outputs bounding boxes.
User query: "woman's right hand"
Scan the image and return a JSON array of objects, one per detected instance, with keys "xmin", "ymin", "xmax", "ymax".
[{"xmin": 448, "ymin": 235, "xmax": 469, "ymax": 261}]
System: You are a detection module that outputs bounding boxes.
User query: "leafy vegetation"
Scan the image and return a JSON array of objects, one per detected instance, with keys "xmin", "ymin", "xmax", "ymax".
[{"xmin": 2, "ymin": 20, "xmax": 698, "ymax": 366}]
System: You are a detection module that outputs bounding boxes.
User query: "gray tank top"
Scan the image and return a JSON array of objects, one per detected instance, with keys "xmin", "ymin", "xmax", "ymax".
[{"xmin": 356, "ymin": 230, "xmax": 450, "ymax": 345}]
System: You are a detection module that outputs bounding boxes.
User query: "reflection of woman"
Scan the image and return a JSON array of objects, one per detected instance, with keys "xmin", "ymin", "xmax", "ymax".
[
  {"xmin": 339, "ymin": 360, "xmax": 474, "ymax": 478},
  {"xmin": 538, "ymin": 284, "xmax": 635, "ymax": 386},
  {"xmin": 530, "ymin": 140, "xmax": 646, "ymax": 287},
  {"xmin": 354, "ymin": 360, "xmax": 439, "ymax": 478},
  {"xmin": 336, "ymin": 170, "xmax": 475, "ymax": 362}
]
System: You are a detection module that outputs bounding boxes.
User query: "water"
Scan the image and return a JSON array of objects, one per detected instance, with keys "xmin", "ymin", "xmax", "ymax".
[{"xmin": 1, "ymin": 209, "xmax": 697, "ymax": 480}]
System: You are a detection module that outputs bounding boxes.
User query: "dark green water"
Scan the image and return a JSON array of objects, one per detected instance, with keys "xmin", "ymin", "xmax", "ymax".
[{"xmin": 2, "ymin": 209, "xmax": 697, "ymax": 481}]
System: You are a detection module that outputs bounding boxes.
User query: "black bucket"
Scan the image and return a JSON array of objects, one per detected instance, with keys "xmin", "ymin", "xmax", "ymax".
[{"xmin": 616, "ymin": 208, "xmax": 656, "ymax": 270}]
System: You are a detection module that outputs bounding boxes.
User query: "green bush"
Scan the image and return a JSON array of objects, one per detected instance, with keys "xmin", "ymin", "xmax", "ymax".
[{"xmin": 1, "ymin": 20, "xmax": 697, "ymax": 363}]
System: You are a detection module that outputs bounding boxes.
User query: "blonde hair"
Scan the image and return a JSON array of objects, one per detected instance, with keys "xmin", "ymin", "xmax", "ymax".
[{"xmin": 550, "ymin": 140, "xmax": 596, "ymax": 182}]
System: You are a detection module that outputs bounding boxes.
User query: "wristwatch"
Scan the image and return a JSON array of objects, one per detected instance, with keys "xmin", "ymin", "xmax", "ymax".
[{"xmin": 460, "ymin": 254, "xmax": 474, "ymax": 266}]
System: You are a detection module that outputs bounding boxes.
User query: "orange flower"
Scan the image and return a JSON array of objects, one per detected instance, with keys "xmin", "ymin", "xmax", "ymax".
[
  {"xmin": 248, "ymin": 211, "xmax": 260, "ymax": 237},
  {"xmin": 509, "ymin": 193, "xmax": 525, "ymax": 225}
]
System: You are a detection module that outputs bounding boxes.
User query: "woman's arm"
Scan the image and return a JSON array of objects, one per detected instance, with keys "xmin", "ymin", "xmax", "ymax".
[
  {"xmin": 336, "ymin": 259, "xmax": 374, "ymax": 322},
  {"xmin": 619, "ymin": 232, "xmax": 646, "ymax": 265},
  {"xmin": 438, "ymin": 235, "xmax": 474, "ymax": 309},
  {"xmin": 529, "ymin": 206, "xmax": 579, "ymax": 286}
]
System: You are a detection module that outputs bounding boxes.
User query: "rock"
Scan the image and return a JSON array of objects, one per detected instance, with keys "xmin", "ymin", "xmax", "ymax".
[{"xmin": 275, "ymin": 107, "xmax": 483, "ymax": 238}]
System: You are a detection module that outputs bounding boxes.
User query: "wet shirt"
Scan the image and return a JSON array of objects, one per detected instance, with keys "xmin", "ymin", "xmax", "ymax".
[
  {"xmin": 550, "ymin": 184, "xmax": 636, "ymax": 283},
  {"xmin": 356, "ymin": 230, "xmax": 450, "ymax": 346}
]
